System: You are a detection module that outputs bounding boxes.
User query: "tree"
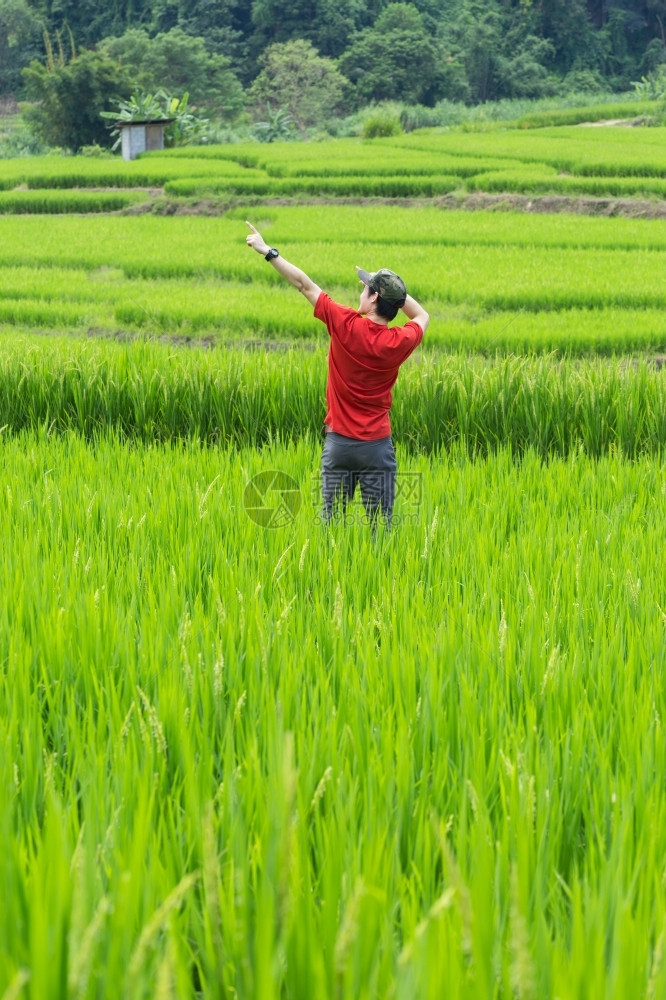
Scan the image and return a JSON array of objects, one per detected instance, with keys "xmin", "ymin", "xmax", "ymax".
[
  {"xmin": 247, "ymin": 38, "xmax": 350, "ymax": 135},
  {"xmin": 444, "ymin": 3, "xmax": 503, "ymax": 103},
  {"xmin": 101, "ymin": 27, "xmax": 243, "ymax": 117},
  {"xmin": 338, "ymin": 3, "xmax": 443, "ymax": 106},
  {"xmin": 21, "ymin": 48, "xmax": 132, "ymax": 150},
  {"xmin": 494, "ymin": 32, "xmax": 554, "ymax": 98},
  {"xmin": 595, "ymin": 1, "xmax": 666, "ymax": 83},
  {"xmin": 437, "ymin": 1, "xmax": 556, "ymax": 103},
  {"xmin": 21, "ymin": 0, "xmax": 154, "ymax": 48},
  {"xmin": 534, "ymin": 0, "xmax": 600, "ymax": 76},
  {"xmin": 10, "ymin": 0, "xmax": 666, "ymax": 113},
  {"xmin": 645, "ymin": 0, "xmax": 666, "ymax": 49},
  {"xmin": 176, "ymin": 0, "xmax": 254, "ymax": 86},
  {"xmin": 0, "ymin": 0, "xmax": 42, "ymax": 95},
  {"xmin": 100, "ymin": 27, "xmax": 152, "ymax": 77},
  {"xmin": 249, "ymin": 0, "xmax": 373, "ymax": 61},
  {"xmin": 598, "ymin": 6, "xmax": 639, "ymax": 85}
]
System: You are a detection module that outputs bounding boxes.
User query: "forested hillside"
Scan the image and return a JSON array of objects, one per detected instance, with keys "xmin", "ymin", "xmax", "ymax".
[
  {"xmin": 4, "ymin": 0, "xmax": 666, "ymax": 100},
  {"xmin": 0, "ymin": 0, "xmax": 666, "ymax": 156}
]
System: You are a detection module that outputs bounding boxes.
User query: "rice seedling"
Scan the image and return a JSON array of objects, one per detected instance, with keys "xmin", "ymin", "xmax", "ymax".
[
  {"xmin": 20, "ymin": 155, "xmax": 265, "ymax": 189},
  {"xmin": 7, "ymin": 209, "xmax": 666, "ymax": 274},
  {"xmin": 385, "ymin": 124, "xmax": 666, "ymax": 177}
]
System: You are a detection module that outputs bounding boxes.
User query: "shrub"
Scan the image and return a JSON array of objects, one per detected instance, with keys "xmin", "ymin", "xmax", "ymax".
[
  {"xmin": 79, "ymin": 143, "xmax": 115, "ymax": 158},
  {"xmin": 399, "ymin": 104, "xmax": 443, "ymax": 132},
  {"xmin": 362, "ymin": 115, "xmax": 403, "ymax": 139},
  {"xmin": 252, "ymin": 106, "xmax": 295, "ymax": 143}
]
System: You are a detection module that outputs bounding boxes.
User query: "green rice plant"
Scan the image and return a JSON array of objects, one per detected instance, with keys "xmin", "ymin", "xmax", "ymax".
[
  {"xmin": 5, "ymin": 207, "xmax": 666, "ymax": 354},
  {"xmin": 4, "ymin": 126, "xmax": 666, "ymax": 199},
  {"xmin": 111, "ymin": 279, "xmax": 320, "ymax": 338},
  {"xmin": 564, "ymin": 174, "xmax": 666, "ymax": 195},
  {"xmin": 226, "ymin": 203, "xmax": 666, "ymax": 253},
  {"xmin": 259, "ymin": 152, "xmax": 519, "ymax": 179},
  {"xmin": 5, "ymin": 207, "xmax": 666, "ymax": 357},
  {"xmin": 146, "ymin": 145, "xmax": 263, "ymax": 167},
  {"xmin": 0, "ymin": 297, "xmax": 93, "ymax": 327},
  {"xmin": 7, "ymin": 217, "xmax": 666, "ymax": 311},
  {"xmin": 221, "ymin": 240, "xmax": 666, "ymax": 314},
  {"xmin": 164, "ymin": 176, "xmax": 274, "ymax": 197},
  {"xmin": 0, "ymin": 190, "xmax": 142, "ymax": 213},
  {"xmin": 346, "ymin": 242, "xmax": 666, "ymax": 312},
  {"xmin": 469, "ymin": 169, "xmax": 666, "ymax": 198},
  {"xmin": 466, "ymin": 166, "xmax": 559, "ymax": 193},
  {"xmin": 426, "ymin": 305, "xmax": 666, "ymax": 355},
  {"xmin": 11, "ymin": 155, "xmax": 264, "ymax": 190},
  {"xmin": 4, "ymin": 263, "xmax": 666, "ymax": 355},
  {"xmin": 1, "ymin": 433, "xmax": 666, "ymax": 997},
  {"xmin": 514, "ymin": 99, "xmax": 658, "ymax": 127},
  {"xmin": 0, "ymin": 334, "xmax": 664, "ymax": 457},
  {"xmin": 165, "ymin": 174, "xmax": 462, "ymax": 198},
  {"xmin": 7, "ymin": 208, "xmax": 666, "ymax": 282},
  {"xmin": 382, "ymin": 125, "xmax": 666, "ymax": 178}
]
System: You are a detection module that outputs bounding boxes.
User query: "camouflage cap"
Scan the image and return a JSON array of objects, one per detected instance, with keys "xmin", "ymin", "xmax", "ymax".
[{"xmin": 356, "ymin": 266, "xmax": 407, "ymax": 308}]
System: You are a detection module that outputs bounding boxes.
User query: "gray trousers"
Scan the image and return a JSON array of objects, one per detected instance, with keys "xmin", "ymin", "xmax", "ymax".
[{"xmin": 321, "ymin": 430, "xmax": 397, "ymax": 525}]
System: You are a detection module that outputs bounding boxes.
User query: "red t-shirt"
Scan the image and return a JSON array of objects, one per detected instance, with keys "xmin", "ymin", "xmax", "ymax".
[{"xmin": 314, "ymin": 292, "xmax": 423, "ymax": 440}]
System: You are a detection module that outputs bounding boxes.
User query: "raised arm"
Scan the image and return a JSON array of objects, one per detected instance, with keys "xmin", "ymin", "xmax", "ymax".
[
  {"xmin": 400, "ymin": 293, "xmax": 429, "ymax": 335},
  {"xmin": 245, "ymin": 221, "xmax": 322, "ymax": 307}
]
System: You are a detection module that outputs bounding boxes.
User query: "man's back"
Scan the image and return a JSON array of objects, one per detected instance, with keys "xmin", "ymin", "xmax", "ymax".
[{"xmin": 314, "ymin": 292, "xmax": 424, "ymax": 439}]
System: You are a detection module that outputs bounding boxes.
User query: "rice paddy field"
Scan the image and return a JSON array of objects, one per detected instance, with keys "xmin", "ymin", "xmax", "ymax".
[
  {"xmin": 9, "ymin": 206, "xmax": 666, "ymax": 354},
  {"xmin": 2, "ymin": 121, "xmax": 666, "ymax": 999}
]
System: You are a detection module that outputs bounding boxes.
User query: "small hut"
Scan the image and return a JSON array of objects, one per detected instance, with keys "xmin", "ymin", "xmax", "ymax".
[{"xmin": 114, "ymin": 118, "xmax": 175, "ymax": 161}]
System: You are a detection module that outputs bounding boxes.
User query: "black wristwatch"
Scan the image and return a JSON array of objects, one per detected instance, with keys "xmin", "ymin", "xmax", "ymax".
[{"xmin": 265, "ymin": 247, "xmax": 279, "ymax": 261}]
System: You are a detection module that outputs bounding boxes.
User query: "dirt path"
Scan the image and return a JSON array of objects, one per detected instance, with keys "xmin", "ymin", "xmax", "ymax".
[
  {"xmin": 434, "ymin": 191, "xmax": 666, "ymax": 219},
  {"xmin": 125, "ymin": 191, "xmax": 666, "ymax": 220}
]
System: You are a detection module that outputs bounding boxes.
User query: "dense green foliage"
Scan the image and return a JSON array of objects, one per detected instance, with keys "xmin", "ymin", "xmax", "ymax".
[
  {"xmin": 338, "ymin": 4, "xmax": 443, "ymax": 106},
  {"xmin": 0, "ymin": 0, "xmax": 41, "ymax": 93},
  {"xmin": 8, "ymin": 0, "xmax": 666, "ymax": 93},
  {"xmin": 20, "ymin": 48, "xmax": 132, "ymax": 150},
  {"xmin": 99, "ymin": 28, "xmax": 244, "ymax": 117},
  {"xmin": 3, "ymin": 0, "xmax": 666, "ymax": 150},
  {"xmin": 247, "ymin": 39, "xmax": 349, "ymax": 137}
]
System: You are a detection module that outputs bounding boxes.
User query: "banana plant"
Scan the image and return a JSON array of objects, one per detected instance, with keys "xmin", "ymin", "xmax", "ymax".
[{"xmin": 101, "ymin": 90, "xmax": 208, "ymax": 150}]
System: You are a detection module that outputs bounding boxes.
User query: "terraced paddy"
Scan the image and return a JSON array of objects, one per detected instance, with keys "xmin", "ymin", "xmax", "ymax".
[{"xmin": 2, "ymin": 123, "xmax": 666, "ymax": 999}]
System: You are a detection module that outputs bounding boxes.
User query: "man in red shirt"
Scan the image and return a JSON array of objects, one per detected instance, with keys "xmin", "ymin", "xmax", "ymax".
[{"xmin": 245, "ymin": 221, "xmax": 429, "ymax": 526}]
